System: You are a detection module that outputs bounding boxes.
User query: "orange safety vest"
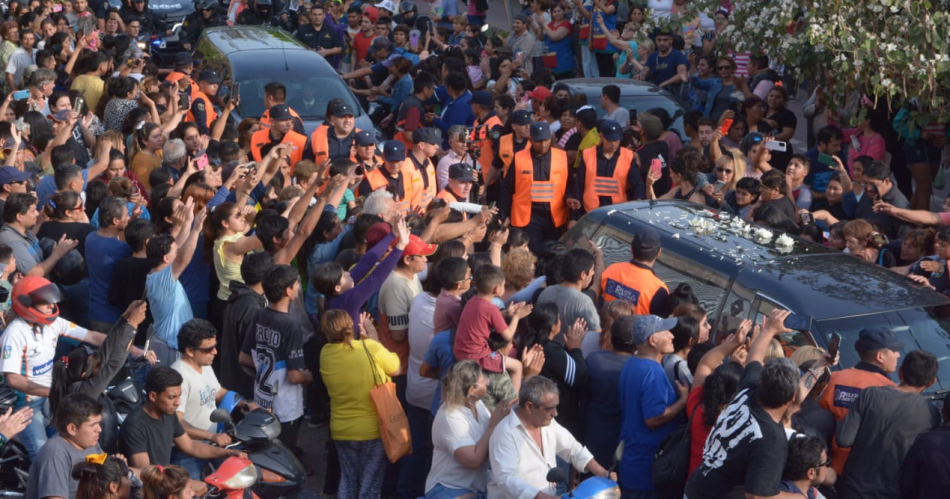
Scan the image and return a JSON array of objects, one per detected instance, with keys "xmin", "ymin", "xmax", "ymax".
[
  {"xmin": 249, "ymin": 128, "xmax": 307, "ymax": 169},
  {"xmin": 166, "ymin": 72, "xmax": 198, "ymax": 101},
  {"xmin": 582, "ymin": 146, "xmax": 635, "ymax": 212},
  {"xmin": 364, "ymin": 167, "xmax": 411, "ymax": 214},
  {"xmin": 436, "ymin": 188, "xmax": 467, "ymax": 221},
  {"xmin": 407, "ymin": 154, "xmax": 437, "ymax": 210},
  {"xmin": 185, "ymin": 90, "xmax": 218, "ymax": 130},
  {"xmin": 510, "ymin": 147, "xmax": 569, "ymax": 228},
  {"xmin": 259, "ymin": 105, "xmax": 303, "ymax": 129},
  {"xmin": 600, "ymin": 262, "xmax": 669, "ymax": 314},
  {"xmin": 820, "ymin": 367, "xmax": 896, "ymax": 474},
  {"xmin": 473, "ymin": 114, "xmax": 503, "ymax": 174},
  {"xmin": 497, "ymin": 134, "xmax": 516, "ymax": 180},
  {"xmin": 310, "ymin": 125, "xmax": 360, "ymax": 162}
]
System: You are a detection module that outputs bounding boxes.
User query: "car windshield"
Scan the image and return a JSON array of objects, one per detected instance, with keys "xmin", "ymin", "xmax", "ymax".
[
  {"xmin": 816, "ymin": 305, "xmax": 950, "ymax": 396},
  {"xmin": 584, "ymin": 94, "xmax": 685, "ymax": 129},
  {"xmin": 236, "ymin": 76, "xmax": 361, "ymax": 120}
]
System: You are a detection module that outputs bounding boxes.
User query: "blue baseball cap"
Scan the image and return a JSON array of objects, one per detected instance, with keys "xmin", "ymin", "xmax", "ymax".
[
  {"xmin": 855, "ymin": 327, "xmax": 904, "ymax": 352},
  {"xmin": 632, "ymin": 315, "xmax": 678, "ymax": 345},
  {"xmin": 600, "ymin": 119, "xmax": 624, "ymax": 141},
  {"xmin": 632, "ymin": 228, "xmax": 661, "ymax": 253},
  {"xmin": 0, "ymin": 166, "xmax": 30, "ymax": 185},
  {"xmin": 354, "ymin": 130, "xmax": 375, "ymax": 147},
  {"xmin": 383, "ymin": 140, "xmax": 406, "ymax": 162},
  {"xmin": 529, "ymin": 121, "xmax": 551, "ymax": 141}
]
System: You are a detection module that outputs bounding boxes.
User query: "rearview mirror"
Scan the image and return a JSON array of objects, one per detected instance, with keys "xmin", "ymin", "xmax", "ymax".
[
  {"xmin": 545, "ymin": 467, "xmax": 568, "ymax": 485},
  {"xmin": 210, "ymin": 408, "xmax": 231, "ymax": 424}
]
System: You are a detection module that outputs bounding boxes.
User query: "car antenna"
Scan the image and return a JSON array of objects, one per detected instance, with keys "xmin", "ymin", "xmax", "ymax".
[{"xmin": 280, "ymin": 36, "xmax": 289, "ymax": 71}]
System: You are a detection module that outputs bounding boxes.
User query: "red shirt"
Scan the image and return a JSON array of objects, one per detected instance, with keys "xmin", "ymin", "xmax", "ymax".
[
  {"xmin": 453, "ymin": 296, "xmax": 508, "ymax": 373},
  {"xmin": 352, "ymin": 31, "xmax": 376, "ymax": 65},
  {"xmin": 687, "ymin": 385, "xmax": 711, "ymax": 477}
]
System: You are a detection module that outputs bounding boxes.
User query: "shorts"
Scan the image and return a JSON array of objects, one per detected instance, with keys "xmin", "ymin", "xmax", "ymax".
[
  {"xmin": 484, "ymin": 370, "xmax": 517, "ymax": 411},
  {"xmin": 426, "ymin": 483, "xmax": 487, "ymax": 499},
  {"xmin": 904, "ymin": 139, "xmax": 942, "ymax": 165}
]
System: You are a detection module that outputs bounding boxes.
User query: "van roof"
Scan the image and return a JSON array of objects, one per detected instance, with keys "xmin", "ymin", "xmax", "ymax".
[
  {"xmin": 586, "ymin": 201, "xmax": 948, "ymax": 319},
  {"xmin": 202, "ymin": 26, "xmax": 309, "ymax": 56}
]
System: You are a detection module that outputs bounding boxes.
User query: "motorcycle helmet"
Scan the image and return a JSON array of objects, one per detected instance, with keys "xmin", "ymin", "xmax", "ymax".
[
  {"xmin": 198, "ymin": 0, "xmax": 215, "ymax": 10},
  {"xmin": 399, "ymin": 1, "xmax": 416, "ymax": 15},
  {"xmin": 12, "ymin": 276, "xmax": 62, "ymax": 326}
]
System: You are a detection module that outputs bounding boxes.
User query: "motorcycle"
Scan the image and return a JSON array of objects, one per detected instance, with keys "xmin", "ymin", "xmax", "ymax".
[
  {"xmin": 205, "ymin": 455, "xmax": 261, "ymax": 499},
  {"xmin": 209, "ymin": 407, "xmax": 318, "ymax": 499},
  {"xmin": 545, "ymin": 443, "xmax": 623, "ymax": 499}
]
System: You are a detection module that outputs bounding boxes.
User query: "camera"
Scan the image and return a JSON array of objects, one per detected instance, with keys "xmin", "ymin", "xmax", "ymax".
[{"xmin": 463, "ymin": 124, "xmax": 501, "ymax": 161}]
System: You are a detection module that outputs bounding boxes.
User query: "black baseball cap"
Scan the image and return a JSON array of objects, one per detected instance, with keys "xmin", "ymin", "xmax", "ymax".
[
  {"xmin": 529, "ymin": 121, "xmax": 551, "ymax": 141},
  {"xmin": 174, "ymin": 52, "xmax": 193, "ymax": 68},
  {"xmin": 611, "ymin": 315, "xmax": 638, "ymax": 349},
  {"xmin": 600, "ymin": 119, "xmax": 624, "ymax": 141},
  {"xmin": 198, "ymin": 69, "xmax": 221, "ymax": 84},
  {"xmin": 510, "ymin": 110, "xmax": 532, "ymax": 126},
  {"xmin": 632, "ymin": 228, "xmax": 661, "ymax": 253},
  {"xmin": 412, "ymin": 127, "xmax": 440, "ymax": 145},
  {"xmin": 855, "ymin": 327, "xmax": 904, "ymax": 352},
  {"xmin": 471, "ymin": 90, "xmax": 493, "ymax": 107},
  {"xmin": 330, "ymin": 101, "xmax": 355, "ymax": 117},
  {"xmin": 448, "ymin": 163, "xmax": 475, "ymax": 182},
  {"xmin": 383, "ymin": 140, "xmax": 406, "ymax": 162},
  {"xmin": 269, "ymin": 104, "xmax": 292, "ymax": 121}
]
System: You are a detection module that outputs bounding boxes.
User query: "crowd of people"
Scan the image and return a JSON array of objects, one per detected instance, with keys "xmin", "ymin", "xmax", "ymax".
[{"xmin": 0, "ymin": 1, "xmax": 946, "ymax": 499}]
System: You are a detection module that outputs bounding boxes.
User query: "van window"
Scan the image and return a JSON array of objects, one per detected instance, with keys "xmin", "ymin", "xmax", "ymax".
[
  {"xmin": 236, "ymin": 76, "xmax": 361, "ymax": 119},
  {"xmin": 593, "ymin": 225, "xmax": 730, "ymax": 316},
  {"xmin": 716, "ymin": 282, "xmax": 756, "ymax": 341},
  {"xmin": 752, "ymin": 296, "xmax": 818, "ymax": 359}
]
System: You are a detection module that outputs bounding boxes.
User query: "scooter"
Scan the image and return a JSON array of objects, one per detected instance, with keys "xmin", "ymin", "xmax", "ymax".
[
  {"xmin": 210, "ymin": 407, "xmax": 318, "ymax": 499},
  {"xmin": 545, "ymin": 443, "xmax": 623, "ymax": 499},
  {"xmin": 204, "ymin": 455, "xmax": 260, "ymax": 499}
]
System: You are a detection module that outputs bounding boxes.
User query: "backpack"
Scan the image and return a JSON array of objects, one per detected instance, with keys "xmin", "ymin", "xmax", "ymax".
[{"xmin": 651, "ymin": 403, "xmax": 700, "ymax": 499}]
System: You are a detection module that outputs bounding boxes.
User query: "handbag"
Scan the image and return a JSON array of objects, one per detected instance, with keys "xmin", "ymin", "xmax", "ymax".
[
  {"xmin": 542, "ymin": 51, "xmax": 558, "ymax": 69},
  {"xmin": 591, "ymin": 34, "xmax": 608, "ymax": 51},
  {"xmin": 363, "ymin": 342, "xmax": 412, "ymax": 462}
]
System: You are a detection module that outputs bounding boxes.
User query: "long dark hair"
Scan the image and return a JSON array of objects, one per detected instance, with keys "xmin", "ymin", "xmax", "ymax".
[
  {"xmin": 521, "ymin": 301, "xmax": 558, "ymax": 351},
  {"xmin": 701, "ymin": 361, "xmax": 743, "ymax": 427},
  {"xmin": 50, "ymin": 346, "xmax": 102, "ymax": 414}
]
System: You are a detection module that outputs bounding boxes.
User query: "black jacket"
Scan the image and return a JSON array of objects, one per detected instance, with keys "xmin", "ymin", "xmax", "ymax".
[
  {"xmin": 180, "ymin": 9, "xmax": 227, "ymax": 47},
  {"xmin": 220, "ymin": 280, "xmax": 267, "ymax": 399}
]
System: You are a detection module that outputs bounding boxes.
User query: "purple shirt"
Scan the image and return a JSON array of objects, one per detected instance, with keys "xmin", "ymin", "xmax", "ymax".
[{"xmin": 327, "ymin": 233, "xmax": 404, "ymax": 337}]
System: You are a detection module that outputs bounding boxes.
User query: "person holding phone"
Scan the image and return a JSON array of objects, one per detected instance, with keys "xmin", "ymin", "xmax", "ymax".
[{"xmin": 570, "ymin": 119, "xmax": 642, "ymax": 213}]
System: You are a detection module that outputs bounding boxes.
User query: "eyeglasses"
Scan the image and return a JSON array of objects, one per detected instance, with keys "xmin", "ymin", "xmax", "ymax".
[
  {"xmin": 716, "ymin": 168, "xmax": 733, "ymax": 174},
  {"xmin": 717, "ymin": 65, "xmax": 733, "ymax": 70},
  {"xmin": 197, "ymin": 344, "xmax": 217, "ymax": 354},
  {"xmin": 812, "ymin": 458, "xmax": 831, "ymax": 469}
]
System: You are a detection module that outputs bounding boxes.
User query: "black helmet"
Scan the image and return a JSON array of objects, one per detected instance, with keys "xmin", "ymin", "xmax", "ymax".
[
  {"xmin": 198, "ymin": 0, "xmax": 215, "ymax": 10},
  {"xmin": 399, "ymin": 1, "xmax": 416, "ymax": 15}
]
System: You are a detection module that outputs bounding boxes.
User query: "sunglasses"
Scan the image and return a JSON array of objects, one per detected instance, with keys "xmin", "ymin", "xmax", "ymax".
[
  {"xmin": 717, "ymin": 65, "xmax": 733, "ymax": 70},
  {"xmin": 716, "ymin": 168, "xmax": 733, "ymax": 174},
  {"xmin": 813, "ymin": 458, "xmax": 831, "ymax": 469},
  {"xmin": 197, "ymin": 344, "xmax": 217, "ymax": 354}
]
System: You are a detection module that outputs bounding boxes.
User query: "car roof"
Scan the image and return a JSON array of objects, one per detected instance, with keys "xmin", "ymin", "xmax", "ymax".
[
  {"xmin": 561, "ymin": 78, "xmax": 675, "ymax": 97},
  {"xmin": 202, "ymin": 26, "xmax": 309, "ymax": 57},
  {"xmin": 587, "ymin": 200, "xmax": 949, "ymax": 319}
]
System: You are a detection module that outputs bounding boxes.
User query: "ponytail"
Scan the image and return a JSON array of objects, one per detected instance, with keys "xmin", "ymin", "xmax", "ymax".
[
  {"xmin": 49, "ymin": 346, "xmax": 101, "ymax": 414},
  {"xmin": 141, "ymin": 464, "xmax": 190, "ymax": 499}
]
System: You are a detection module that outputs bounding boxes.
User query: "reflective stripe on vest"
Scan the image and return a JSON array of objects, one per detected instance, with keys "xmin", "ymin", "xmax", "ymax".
[
  {"xmin": 510, "ymin": 147, "xmax": 569, "ymax": 228},
  {"xmin": 582, "ymin": 146, "xmax": 635, "ymax": 211}
]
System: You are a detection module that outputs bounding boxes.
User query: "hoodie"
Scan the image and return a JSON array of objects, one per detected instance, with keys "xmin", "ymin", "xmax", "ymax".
[{"xmin": 220, "ymin": 279, "xmax": 267, "ymax": 399}]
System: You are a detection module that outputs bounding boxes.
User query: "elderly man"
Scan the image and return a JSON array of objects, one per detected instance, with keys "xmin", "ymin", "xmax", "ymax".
[{"xmin": 488, "ymin": 376, "xmax": 612, "ymax": 499}]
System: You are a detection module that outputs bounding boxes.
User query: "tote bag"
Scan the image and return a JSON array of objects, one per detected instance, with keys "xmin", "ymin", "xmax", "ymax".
[{"xmin": 363, "ymin": 342, "xmax": 412, "ymax": 462}]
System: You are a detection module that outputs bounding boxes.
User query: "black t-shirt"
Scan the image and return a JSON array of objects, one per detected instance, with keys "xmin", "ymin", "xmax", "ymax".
[
  {"xmin": 684, "ymin": 361, "xmax": 788, "ymax": 499},
  {"xmin": 118, "ymin": 405, "xmax": 185, "ymax": 466},
  {"xmin": 240, "ymin": 307, "xmax": 307, "ymax": 417},
  {"xmin": 36, "ymin": 221, "xmax": 96, "ymax": 258},
  {"xmin": 109, "ymin": 256, "xmax": 154, "ymax": 345}
]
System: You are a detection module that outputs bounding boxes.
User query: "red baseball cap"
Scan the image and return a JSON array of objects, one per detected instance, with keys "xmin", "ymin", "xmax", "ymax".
[
  {"xmin": 403, "ymin": 235, "xmax": 437, "ymax": 257},
  {"xmin": 362, "ymin": 6, "xmax": 379, "ymax": 23},
  {"xmin": 365, "ymin": 222, "xmax": 392, "ymax": 247},
  {"xmin": 527, "ymin": 86, "xmax": 551, "ymax": 101}
]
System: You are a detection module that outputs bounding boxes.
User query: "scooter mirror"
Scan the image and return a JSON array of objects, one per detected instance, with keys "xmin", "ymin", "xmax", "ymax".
[
  {"xmin": 545, "ymin": 467, "xmax": 568, "ymax": 485},
  {"xmin": 613, "ymin": 441, "xmax": 625, "ymax": 465},
  {"xmin": 210, "ymin": 408, "xmax": 232, "ymax": 424}
]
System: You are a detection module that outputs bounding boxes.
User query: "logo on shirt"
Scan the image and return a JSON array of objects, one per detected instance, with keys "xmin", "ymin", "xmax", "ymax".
[
  {"xmin": 699, "ymin": 389, "xmax": 763, "ymax": 472},
  {"xmin": 2, "ymin": 346, "xmax": 10, "ymax": 359},
  {"xmin": 32, "ymin": 359, "xmax": 54, "ymax": 377},
  {"xmin": 604, "ymin": 279, "xmax": 641, "ymax": 304},
  {"xmin": 833, "ymin": 385, "xmax": 862, "ymax": 409}
]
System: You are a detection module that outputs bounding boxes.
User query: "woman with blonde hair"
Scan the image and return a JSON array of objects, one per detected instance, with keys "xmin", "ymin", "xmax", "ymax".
[
  {"xmin": 425, "ymin": 360, "xmax": 509, "ymax": 499},
  {"xmin": 129, "ymin": 122, "xmax": 164, "ymax": 190},
  {"xmin": 320, "ymin": 310, "xmax": 400, "ymax": 499},
  {"xmin": 140, "ymin": 464, "xmax": 192, "ymax": 499},
  {"xmin": 708, "ymin": 148, "xmax": 746, "ymax": 206},
  {"xmin": 500, "ymin": 248, "xmax": 537, "ymax": 302},
  {"xmin": 789, "ymin": 345, "xmax": 827, "ymax": 367}
]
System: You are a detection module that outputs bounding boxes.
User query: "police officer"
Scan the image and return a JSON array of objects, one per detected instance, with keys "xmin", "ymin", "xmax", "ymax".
[
  {"xmin": 470, "ymin": 90, "xmax": 504, "ymax": 185},
  {"xmin": 187, "ymin": 69, "xmax": 220, "ymax": 135},
  {"xmin": 360, "ymin": 140, "xmax": 413, "ymax": 213},
  {"xmin": 237, "ymin": 0, "xmax": 276, "ymax": 26},
  {"xmin": 436, "ymin": 163, "xmax": 477, "ymax": 222},
  {"xmin": 569, "ymin": 119, "xmax": 644, "ymax": 214},
  {"xmin": 353, "ymin": 129, "xmax": 384, "ymax": 177},
  {"xmin": 120, "ymin": 0, "xmax": 170, "ymax": 37},
  {"xmin": 250, "ymin": 104, "xmax": 307, "ymax": 168},
  {"xmin": 500, "ymin": 121, "xmax": 569, "ymax": 253},
  {"xmin": 259, "ymin": 82, "xmax": 305, "ymax": 135},
  {"xmin": 309, "ymin": 101, "xmax": 358, "ymax": 162},
  {"xmin": 392, "ymin": 1, "xmax": 418, "ymax": 27},
  {"xmin": 487, "ymin": 109, "xmax": 532, "ymax": 202},
  {"xmin": 601, "ymin": 228, "xmax": 669, "ymax": 315},
  {"xmin": 406, "ymin": 127, "xmax": 440, "ymax": 211},
  {"xmin": 295, "ymin": 3, "xmax": 342, "ymax": 61},
  {"xmin": 180, "ymin": 0, "xmax": 226, "ymax": 51}
]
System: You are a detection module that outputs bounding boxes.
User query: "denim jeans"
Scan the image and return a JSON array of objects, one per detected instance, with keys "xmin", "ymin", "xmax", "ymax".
[
  {"xmin": 171, "ymin": 448, "xmax": 209, "ymax": 479},
  {"xmin": 425, "ymin": 483, "xmax": 486, "ymax": 499},
  {"xmin": 16, "ymin": 396, "xmax": 53, "ymax": 459}
]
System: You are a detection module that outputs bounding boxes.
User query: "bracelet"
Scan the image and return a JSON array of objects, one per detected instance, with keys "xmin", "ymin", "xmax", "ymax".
[{"xmin": 0, "ymin": 432, "xmax": 7, "ymax": 447}]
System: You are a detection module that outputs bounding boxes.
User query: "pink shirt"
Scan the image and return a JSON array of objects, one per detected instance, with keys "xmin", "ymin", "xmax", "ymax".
[
  {"xmin": 453, "ymin": 296, "xmax": 508, "ymax": 373},
  {"xmin": 433, "ymin": 290, "xmax": 462, "ymax": 334},
  {"xmin": 842, "ymin": 129, "xmax": 886, "ymax": 172}
]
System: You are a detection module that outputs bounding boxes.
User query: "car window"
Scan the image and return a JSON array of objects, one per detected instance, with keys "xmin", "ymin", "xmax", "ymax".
[
  {"xmin": 592, "ymin": 225, "xmax": 730, "ymax": 315},
  {"xmin": 236, "ymin": 76, "xmax": 361, "ymax": 119},
  {"xmin": 716, "ymin": 281, "xmax": 756, "ymax": 341},
  {"xmin": 753, "ymin": 297, "xmax": 818, "ymax": 359}
]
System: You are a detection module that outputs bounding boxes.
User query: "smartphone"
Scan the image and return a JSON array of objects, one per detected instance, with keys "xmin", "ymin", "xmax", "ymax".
[
  {"xmin": 713, "ymin": 180, "xmax": 727, "ymax": 193},
  {"xmin": 765, "ymin": 140, "xmax": 787, "ymax": 152},
  {"xmin": 719, "ymin": 118, "xmax": 733, "ymax": 135},
  {"xmin": 409, "ymin": 29, "xmax": 421, "ymax": 49},
  {"xmin": 137, "ymin": 41, "xmax": 147, "ymax": 51},
  {"xmin": 179, "ymin": 92, "xmax": 190, "ymax": 110},
  {"xmin": 870, "ymin": 233, "xmax": 889, "ymax": 248},
  {"xmin": 87, "ymin": 33, "xmax": 99, "ymax": 51},
  {"xmin": 783, "ymin": 313, "xmax": 810, "ymax": 331},
  {"xmin": 818, "ymin": 152, "xmax": 836, "ymax": 166},
  {"xmin": 827, "ymin": 332, "xmax": 842, "ymax": 360},
  {"xmin": 12, "ymin": 90, "xmax": 30, "ymax": 101},
  {"xmin": 650, "ymin": 158, "xmax": 663, "ymax": 177},
  {"xmin": 196, "ymin": 154, "xmax": 209, "ymax": 171},
  {"xmin": 800, "ymin": 212, "xmax": 814, "ymax": 225},
  {"xmin": 73, "ymin": 96, "xmax": 85, "ymax": 114}
]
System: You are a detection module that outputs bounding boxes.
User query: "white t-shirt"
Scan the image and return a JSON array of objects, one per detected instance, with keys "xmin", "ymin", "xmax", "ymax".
[
  {"xmin": 171, "ymin": 359, "xmax": 221, "ymax": 436},
  {"xmin": 407, "ymin": 292, "xmax": 439, "ymax": 410},
  {"xmin": 0, "ymin": 317, "xmax": 88, "ymax": 399},
  {"xmin": 426, "ymin": 401, "xmax": 491, "ymax": 494}
]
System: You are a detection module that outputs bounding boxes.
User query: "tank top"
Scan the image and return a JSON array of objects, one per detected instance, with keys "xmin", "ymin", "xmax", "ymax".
[{"xmin": 213, "ymin": 232, "xmax": 244, "ymax": 300}]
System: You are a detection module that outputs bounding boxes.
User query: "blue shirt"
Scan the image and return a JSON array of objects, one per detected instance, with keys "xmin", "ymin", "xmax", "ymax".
[
  {"xmin": 304, "ymin": 222, "xmax": 352, "ymax": 315},
  {"xmin": 424, "ymin": 330, "xmax": 457, "ymax": 416},
  {"xmin": 618, "ymin": 356, "xmax": 678, "ymax": 491},
  {"xmin": 89, "ymin": 201, "xmax": 151, "ymax": 229},
  {"xmin": 36, "ymin": 169, "xmax": 89, "ymax": 207},
  {"xmin": 645, "ymin": 50, "xmax": 688, "ymax": 87},
  {"xmin": 84, "ymin": 232, "xmax": 131, "ymax": 323},
  {"xmin": 146, "ymin": 265, "xmax": 193, "ymax": 349}
]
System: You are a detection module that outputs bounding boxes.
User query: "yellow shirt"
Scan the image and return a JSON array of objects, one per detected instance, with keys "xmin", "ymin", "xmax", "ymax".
[
  {"xmin": 320, "ymin": 339, "xmax": 400, "ymax": 441},
  {"xmin": 574, "ymin": 128, "xmax": 601, "ymax": 168},
  {"xmin": 71, "ymin": 74, "xmax": 105, "ymax": 113},
  {"xmin": 130, "ymin": 150, "xmax": 163, "ymax": 191},
  {"xmin": 213, "ymin": 232, "xmax": 244, "ymax": 301}
]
